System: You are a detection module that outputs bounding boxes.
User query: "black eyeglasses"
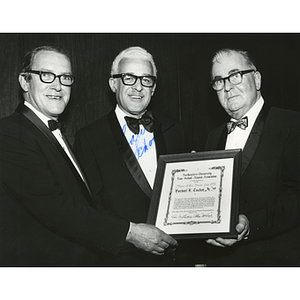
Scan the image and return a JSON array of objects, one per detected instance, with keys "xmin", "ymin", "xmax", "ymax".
[
  {"xmin": 25, "ymin": 70, "xmax": 75, "ymax": 86},
  {"xmin": 211, "ymin": 69, "xmax": 256, "ymax": 91},
  {"xmin": 112, "ymin": 73, "xmax": 156, "ymax": 88}
]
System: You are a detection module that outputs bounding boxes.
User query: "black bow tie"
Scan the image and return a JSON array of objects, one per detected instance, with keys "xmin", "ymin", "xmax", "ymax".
[
  {"xmin": 48, "ymin": 120, "xmax": 62, "ymax": 131},
  {"xmin": 124, "ymin": 111, "xmax": 154, "ymax": 135},
  {"xmin": 227, "ymin": 116, "xmax": 248, "ymax": 134}
]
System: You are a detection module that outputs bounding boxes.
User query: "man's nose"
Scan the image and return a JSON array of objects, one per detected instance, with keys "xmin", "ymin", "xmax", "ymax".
[
  {"xmin": 51, "ymin": 77, "xmax": 62, "ymax": 91},
  {"xmin": 224, "ymin": 78, "xmax": 233, "ymax": 92},
  {"xmin": 133, "ymin": 78, "xmax": 143, "ymax": 91}
]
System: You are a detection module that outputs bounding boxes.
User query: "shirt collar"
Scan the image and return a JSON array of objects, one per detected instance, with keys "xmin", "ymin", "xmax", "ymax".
[
  {"xmin": 115, "ymin": 104, "xmax": 149, "ymax": 126},
  {"xmin": 24, "ymin": 101, "xmax": 52, "ymax": 127},
  {"xmin": 115, "ymin": 105, "xmax": 129, "ymax": 129},
  {"xmin": 231, "ymin": 96, "xmax": 264, "ymax": 128}
]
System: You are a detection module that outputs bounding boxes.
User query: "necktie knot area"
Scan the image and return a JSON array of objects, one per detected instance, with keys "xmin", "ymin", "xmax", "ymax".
[
  {"xmin": 124, "ymin": 111, "xmax": 154, "ymax": 135},
  {"xmin": 227, "ymin": 116, "xmax": 248, "ymax": 134},
  {"xmin": 48, "ymin": 120, "xmax": 62, "ymax": 131}
]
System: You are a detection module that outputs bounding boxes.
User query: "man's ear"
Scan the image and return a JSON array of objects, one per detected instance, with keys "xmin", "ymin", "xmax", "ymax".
[
  {"xmin": 151, "ymin": 83, "xmax": 156, "ymax": 96},
  {"xmin": 254, "ymin": 71, "xmax": 262, "ymax": 91},
  {"xmin": 109, "ymin": 77, "xmax": 117, "ymax": 93},
  {"xmin": 19, "ymin": 74, "xmax": 29, "ymax": 92}
]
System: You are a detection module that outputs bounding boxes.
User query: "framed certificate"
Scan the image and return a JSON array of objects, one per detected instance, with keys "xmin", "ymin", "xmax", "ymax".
[{"xmin": 147, "ymin": 150, "xmax": 242, "ymax": 239}]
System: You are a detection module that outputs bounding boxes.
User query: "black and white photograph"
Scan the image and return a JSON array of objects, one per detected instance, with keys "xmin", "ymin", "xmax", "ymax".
[{"xmin": 0, "ymin": 3, "xmax": 299, "ymax": 299}]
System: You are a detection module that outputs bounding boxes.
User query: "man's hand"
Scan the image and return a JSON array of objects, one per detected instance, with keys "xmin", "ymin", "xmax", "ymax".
[
  {"xmin": 126, "ymin": 223, "xmax": 178, "ymax": 255},
  {"xmin": 206, "ymin": 214, "xmax": 250, "ymax": 247}
]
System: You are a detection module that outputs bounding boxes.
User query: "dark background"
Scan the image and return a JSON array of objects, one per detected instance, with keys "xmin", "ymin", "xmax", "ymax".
[{"xmin": 0, "ymin": 33, "xmax": 299, "ymax": 150}]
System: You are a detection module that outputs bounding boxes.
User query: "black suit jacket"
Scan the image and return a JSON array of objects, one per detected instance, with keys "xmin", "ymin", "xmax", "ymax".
[
  {"xmin": 0, "ymin": 104, "xmax": 129, "ymax": 266},
  {"xmin": 202, "ymin": 104, "xmax": 300, "ymax": 266},
  {"xmin": 74, "ymin": 109, "xmax": 189, "ymax": 266}
]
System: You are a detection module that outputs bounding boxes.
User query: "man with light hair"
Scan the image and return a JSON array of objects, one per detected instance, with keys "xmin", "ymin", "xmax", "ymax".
[
  {"xmin": 111, "ymin": 46, "xmax": 158, "ymax": 77},
  {"xmin": 200, "ymin": 48, "xmax": 300, "ymax": 266},
  {"xmin": 74, "ymin": 46, "xmax": 190, "ymax": 266}
]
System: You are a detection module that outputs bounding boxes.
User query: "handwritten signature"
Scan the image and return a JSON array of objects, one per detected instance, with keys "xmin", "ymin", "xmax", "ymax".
[
  {"xmin": 117, "ymin": 122, "xmax": 174, "ymax": 160},
  {"xmin": 170, "ymin": 212, "xmax": 213, "ymax": 219}
]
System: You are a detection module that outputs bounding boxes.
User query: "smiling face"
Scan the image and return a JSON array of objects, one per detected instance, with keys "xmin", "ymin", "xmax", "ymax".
[
  {"xmin": 19, "ymin": 50, "xmax": 72, "ymax": 120},
  {"xmin": 109, "ymin": 57, "xmax": 156, "ymax": 116},
  {"xmin": 211, "ymin": 51, "xmax": 261, "ymax": 119}
]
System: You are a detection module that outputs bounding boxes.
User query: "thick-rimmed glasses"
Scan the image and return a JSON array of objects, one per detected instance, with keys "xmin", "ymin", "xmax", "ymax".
[
  {"xmin": 211, "ymin": 69, "xmax": 255, "ymax": 91},
  {"xmin": 25, "ymin": 70, "xmax": 75, "ymax": 86},
  {"xmin": 112, "ymin": 73, "xmax": 156, "ymax": 88}
]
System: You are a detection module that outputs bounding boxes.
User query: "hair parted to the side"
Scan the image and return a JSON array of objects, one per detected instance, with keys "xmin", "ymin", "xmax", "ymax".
[
  {"xmin": 20, "ymin": 45, "xmax": 72, "ymax": 81},
  {"xmin": 211, "ymin": 48, "xmax": 258, "ymax": 77},
  {"xmin": 110, "ymin": 46, "xmax": 157, "ymax": 77}
]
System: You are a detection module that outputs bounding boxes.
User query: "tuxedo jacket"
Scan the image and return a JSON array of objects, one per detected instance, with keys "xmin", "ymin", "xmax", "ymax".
[
  {"xmin": 0, "ymin": 103, "xmax": 129, "ymax": 266},
  {"xmin": 74, "ymin": 109, "xmax": 188, "ymax": 266},
  {"xmin": 202, "ymin": 104, "xmax": 300, "ymax": 266}
]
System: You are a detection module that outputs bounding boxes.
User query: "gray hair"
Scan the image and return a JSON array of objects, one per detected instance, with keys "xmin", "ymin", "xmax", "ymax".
[
  {"xmin": 211, "ymin": 48, "xmax": 257, "ymax": 76},
  {"xmin": 110, "ymin": 46, "xmax": 157, "ymax": 77}
]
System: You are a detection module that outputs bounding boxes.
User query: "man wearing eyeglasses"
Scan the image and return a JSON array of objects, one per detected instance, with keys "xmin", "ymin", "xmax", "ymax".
[
  {"xmin": 0, "ymin": 45, "xmax": 178, "ymax": 266},
  {"xmin": 199, "ymin": 48, "xmax": 300, "ymax": 266},
  {"xmin": 74, "ymin": 46, "xmax": 190, "ymax": 266}
]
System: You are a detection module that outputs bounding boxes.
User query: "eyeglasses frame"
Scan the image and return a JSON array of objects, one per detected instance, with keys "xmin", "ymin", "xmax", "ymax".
[
  {"xmin": 211, "ymin": 69, "xmax": 256, "ymax": 91},
  {"xmin": 24, "ymin": 70, "xmax": 75, "ymax": 86},
  {"xmin": 112, "ymin": 73, "xmax": 156, "ymax": 88}
]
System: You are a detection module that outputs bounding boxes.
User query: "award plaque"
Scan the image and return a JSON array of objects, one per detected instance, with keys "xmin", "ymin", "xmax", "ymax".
[{"xmin": 147, "ymin": 150, "xmax": 241, "ymax": 239}]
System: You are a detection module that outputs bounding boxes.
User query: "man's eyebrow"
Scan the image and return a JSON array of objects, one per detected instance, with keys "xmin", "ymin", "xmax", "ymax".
[
  {"xmin": 38, "ymin": 68, "xmax": 52, "ymax": 72},
  {"xmin": 213, "ymin": 69, "xmax": 240, "ymax": 79},
  {"xmin": 39, "ymin": 68, "xmax": 73, "ymax": 75},
  {"xmin": 125, "ymin": 72, "xmax": 153, "ymax": 76},
  {"xmin": 228, "ymin": 68, "xmax": 240, "ymax": 75}
]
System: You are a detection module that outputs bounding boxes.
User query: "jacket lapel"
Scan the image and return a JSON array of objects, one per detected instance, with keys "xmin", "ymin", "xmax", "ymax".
[
  {"xmin": 108, "ymin": 111, "xmax": 152, "ymax": 199},
  {"xmin": 214, "ymin": 103, "xmax": 270, "ymax": 175},
  {"xmin": 152, "ymin": 116, "xmax": 168, "ymax": 158},
  {"xmin": 216, "ymin": 126, "xmax": 228, "ymax": 150},
  {"xmin": 16, "ymin": 103, "xmax": 94, "ymax": 205},
  {"xmin": 241, "ymin": 103, "xmax": 270, "ymax": 175},
  {"xmin": 17, "ymin": 103, "xmax": 64, "ymax": 152}
]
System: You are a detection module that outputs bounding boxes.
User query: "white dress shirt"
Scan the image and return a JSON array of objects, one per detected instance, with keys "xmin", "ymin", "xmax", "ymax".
[
  {"xmin": 225, "ymin": 97, "xmax": 264, "ymax": 150},
  {"xmin": 24, "ymin": 101, "xmax": 85, "ymax": 181},
  {"xmin": 115, "ymin": 105, "xmax": 157, "ymax": 188}
]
